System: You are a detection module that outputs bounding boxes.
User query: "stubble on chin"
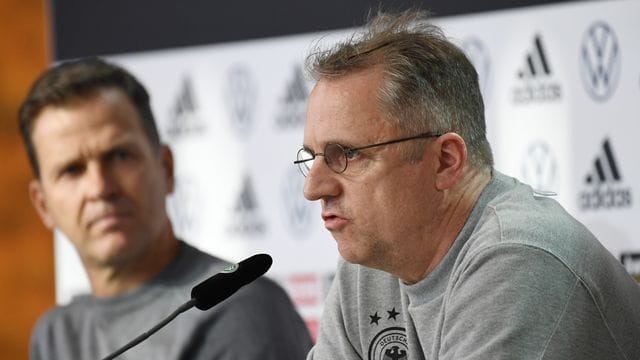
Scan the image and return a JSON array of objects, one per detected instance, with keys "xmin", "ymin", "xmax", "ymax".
[
  {"xmin": 334, "ymin": 229, "xmax": 392, "ymax": 270},
  {"xmin": 81, "ymin": 233, "xmax": 138, "ymax": 269}
]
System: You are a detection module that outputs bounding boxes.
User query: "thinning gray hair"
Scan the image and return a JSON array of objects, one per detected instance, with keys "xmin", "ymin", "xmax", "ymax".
[{"xmin": 306, "ymin": 10, "xmax": 493, "ymax": 169}]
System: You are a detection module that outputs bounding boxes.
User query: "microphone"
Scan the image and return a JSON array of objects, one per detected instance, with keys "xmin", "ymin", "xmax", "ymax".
[
  {"xmin": 191, "ymin": 253, "xmax": 273, "ymax": 310},
  {"xmin": 101, "ymin": 253, "xmax": 273, "ymax": 360}
]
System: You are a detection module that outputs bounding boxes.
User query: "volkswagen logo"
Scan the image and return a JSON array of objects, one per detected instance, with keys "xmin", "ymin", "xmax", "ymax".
[
  {"xmin": 281, "ymin": 166, "xmax": 313, "ymax": 236},
  {"xmin": 580, "ymin": 21, "xmax": 621, "ymax": 102},
  {"xmin": 521, "ymin": 141, "xmax": 557, "ymax": 192},
  {"xmin": 224, "ymin": 64, "xmax": 257, "ymax": 137}
]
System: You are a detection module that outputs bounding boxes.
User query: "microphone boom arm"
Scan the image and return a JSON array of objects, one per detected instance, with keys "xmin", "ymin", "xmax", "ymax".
[{"xmin": 101, "ymin": 299, "xmax": 197, "ymax": 360}]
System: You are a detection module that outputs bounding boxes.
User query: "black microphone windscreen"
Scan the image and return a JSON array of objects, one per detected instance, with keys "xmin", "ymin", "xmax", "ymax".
[{"xmin": 190, "ymin": 253, "xmax": 273, "ymax": 310}]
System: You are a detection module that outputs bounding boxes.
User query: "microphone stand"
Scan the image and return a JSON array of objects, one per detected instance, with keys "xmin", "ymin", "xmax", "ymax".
[{"xmin": 101, "ymin": 299, "xmax": 197, "ymax": 360}]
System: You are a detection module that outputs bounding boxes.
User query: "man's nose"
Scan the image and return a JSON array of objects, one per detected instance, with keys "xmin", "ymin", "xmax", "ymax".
[
  {"xmin": 84, "ymin": 162, "xmax": 117, "ymax": 199},
  {"xmin": 303, "ymin": 159, "xmax": 341, "ymax": 201}
]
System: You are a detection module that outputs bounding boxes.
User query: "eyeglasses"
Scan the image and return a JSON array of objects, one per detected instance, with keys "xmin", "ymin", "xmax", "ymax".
[{"xmin": 294, "ymin": 132, "xmax": 442, "ymax": 177}]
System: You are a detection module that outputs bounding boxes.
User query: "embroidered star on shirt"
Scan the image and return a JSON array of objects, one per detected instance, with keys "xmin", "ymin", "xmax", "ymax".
[
  {"xmin": 369, "ymin": 312, "xmax": 381, "ymax": 325},
  {"xmin": 387, "ymin": 307, "xmax": 399, "ymax": 320}
]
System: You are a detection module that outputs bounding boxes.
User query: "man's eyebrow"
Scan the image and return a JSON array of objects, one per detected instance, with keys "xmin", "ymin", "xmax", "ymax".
[{"xmin": 303, "ymin": 137, "xmax": 356, "ymax": 150}]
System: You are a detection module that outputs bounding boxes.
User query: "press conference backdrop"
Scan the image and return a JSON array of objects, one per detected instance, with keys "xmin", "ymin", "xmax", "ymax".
[{"xmin": 51, "ymin": 0, "xmax": 640, "ymax": 339}]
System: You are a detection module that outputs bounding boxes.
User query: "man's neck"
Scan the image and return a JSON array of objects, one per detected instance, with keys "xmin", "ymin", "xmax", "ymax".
[
  {"xmin": 87, "ymin": 227, "xmax": 180, "ymax": 298},
  {"xmin": 400, "ymin": 167, "xmax": 492, "ymax": 284}
]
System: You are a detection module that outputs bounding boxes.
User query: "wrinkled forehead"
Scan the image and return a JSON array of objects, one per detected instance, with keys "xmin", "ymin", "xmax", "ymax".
[
  {"xmin": 32, "ymin": 89, "xmax": 148, "ymax": 152},
  {"xmin": 303, "ymin": 70, "xmax": 397, "ymax": 150}
]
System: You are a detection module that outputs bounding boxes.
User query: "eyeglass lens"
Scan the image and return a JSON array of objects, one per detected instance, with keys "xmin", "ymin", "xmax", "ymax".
[
  {"xmin": 296, "ymin": 143, "xmax": 349, "ymax": 176},
  {"xmin": 324, "ymin": 143, "xmax": 348, "ymax": 174},
  {"xmin": 296, "ymin": 148, "xmax": 314, "ymax": 176}
]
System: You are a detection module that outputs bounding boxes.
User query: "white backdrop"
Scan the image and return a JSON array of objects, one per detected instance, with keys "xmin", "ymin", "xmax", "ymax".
[{"xmin": 55, "ymin": 0, "xmax": 640, "ymax": 339}]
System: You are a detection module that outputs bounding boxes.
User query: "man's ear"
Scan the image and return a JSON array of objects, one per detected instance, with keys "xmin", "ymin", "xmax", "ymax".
[
  {"xmin": 160, "ymin": 144, "xmax": 175, "ymax": 194},
  {"xmin": 433, "ymin": 133, "xmax": 467, "ymax": 191},
  {"xmin": 29, "ymin": 179, "xmax": 56, "ymax": 229}
]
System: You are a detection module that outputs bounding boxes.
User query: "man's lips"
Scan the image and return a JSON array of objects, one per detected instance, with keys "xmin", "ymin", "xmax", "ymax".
[
  {"xmin": 87, "ymin": 212, "xmax": 131, "ymax": 230},
  {"xmin": 321, "ymin": 212, "xmax": 349, "ymax": 231}
]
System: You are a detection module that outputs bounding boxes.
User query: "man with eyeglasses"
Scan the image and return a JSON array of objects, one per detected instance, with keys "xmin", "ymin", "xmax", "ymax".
[{"xmin": 297, "ymin": 10, "xmax": 640, "ymax": 360}]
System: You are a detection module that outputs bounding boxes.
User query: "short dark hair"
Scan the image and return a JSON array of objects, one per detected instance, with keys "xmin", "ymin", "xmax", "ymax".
[
  {"xmin": 18, "ymin": 57, "xmax": 161, "ymax": 178},
  {"xmin": 306, "ymin": 10, "xmax": 493, "ymax": 169}
]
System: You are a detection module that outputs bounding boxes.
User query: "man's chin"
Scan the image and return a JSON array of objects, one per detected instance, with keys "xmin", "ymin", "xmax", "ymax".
[
  {"xmin": 336, "ymin": 241, "xmax": 366, "ymax": 265},
  {"xmin": 84, "ymin": 236, "xmax": 136, "ymax": 267}
]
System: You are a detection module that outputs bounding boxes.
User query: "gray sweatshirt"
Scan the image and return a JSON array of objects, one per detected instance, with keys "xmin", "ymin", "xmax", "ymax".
[
  {"xmin": 31, "ymin": 241, "xmax": 313, "ymax": 360},
  {"xmin": 308, "ymin": 171, "xmax": 640, "ymax": 360}
]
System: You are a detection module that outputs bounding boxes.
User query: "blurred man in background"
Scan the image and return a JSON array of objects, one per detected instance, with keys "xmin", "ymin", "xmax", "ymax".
[
  {"xmin": 296, "ymin": 10, "xmax": 640, "ymax": 360},
  {"xmin": 19, "ymin": 57, "xmax": 312, "ymax": 360}
]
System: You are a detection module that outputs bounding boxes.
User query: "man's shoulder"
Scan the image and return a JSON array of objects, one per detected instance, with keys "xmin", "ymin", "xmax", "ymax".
[
  {"xmin": 463, "ymin": 175, "xmax": 637, "ymax": 298},
  {"xmin": 468, "ymin": 193, "xmax": 595, "ymax": 273},
  {"xmin": 169, "ymin": 241, "xmax": 229, "ymax": 285},
  {"xmin": 32, "ymin": 295, "xmax": 93, "ymax": 338},
  {"xmin": 474, "ymin": 174, "xmax": 595, "ymax": 252}
]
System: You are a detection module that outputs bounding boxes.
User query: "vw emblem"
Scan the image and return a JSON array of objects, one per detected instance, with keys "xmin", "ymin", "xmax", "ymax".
[
  {"xmin": 521, "ymin": 141, "xmax": 557, "ymax": 192},
  {"xmin": 281, "ymin": 166, "xmax": 312, "ymax": 236},
  {"xmin": 580, "ymin": 21, "xmax": 621, "ymax": 102},
  {"xmin": 224, "ymin": 64, "xmax": 257, "ymax": 137}
]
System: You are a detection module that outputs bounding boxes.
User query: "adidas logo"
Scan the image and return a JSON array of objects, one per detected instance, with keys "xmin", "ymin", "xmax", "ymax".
[
  {"xmin": 227, "ymin": 176, "xmax": 266, "ymax": 236},
  {"xmin": 584, "ymin": 138, "xmax": 620, "ymax": 185},
  {"xmin": 172, "ymin": 77, "xmax": 197, "ymax": 118},
  {"xmin": 512, "ymin": 34, "xmax": 561, "ymax": 104},
  {"xmin": 166, "ymin": 76, "xmax": 205, "ymax": 140},
  {"xmin": 234, "ymin": 176, "xmax": 258, "ymax": 213},
  {"xmin": 579, "ymin": 138, "xmax": 632, "ymax": 210},
  {"xmin": 518, "ymin": 35, "xmax": 551, "ymax": 79},
  {"xmin": 275, "ymin": 64, "xmax": 309, "ymax": 129}
]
